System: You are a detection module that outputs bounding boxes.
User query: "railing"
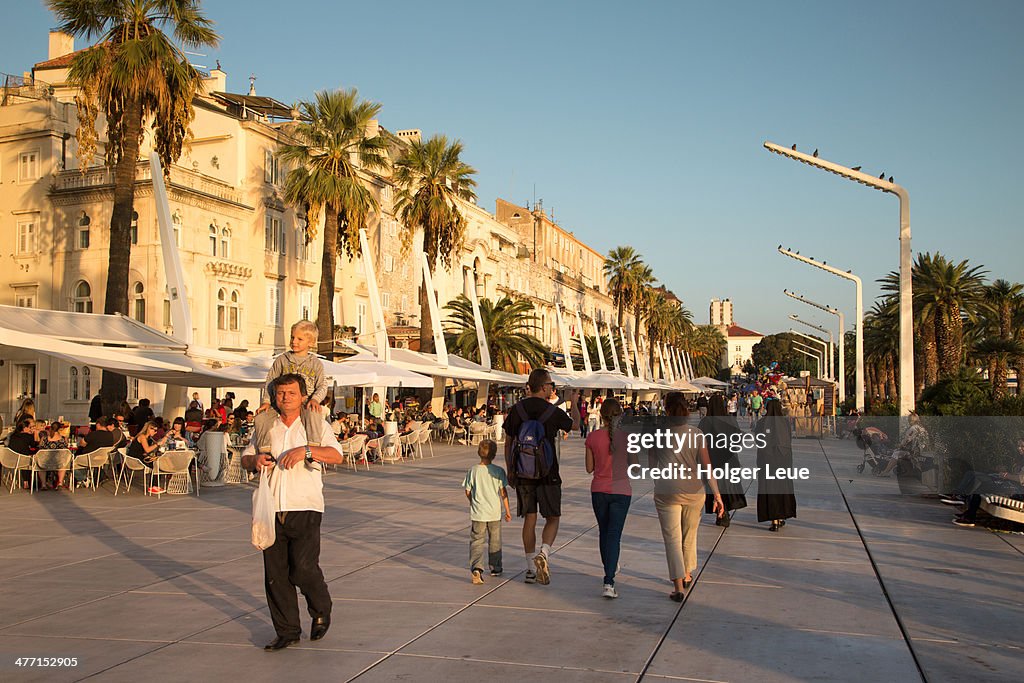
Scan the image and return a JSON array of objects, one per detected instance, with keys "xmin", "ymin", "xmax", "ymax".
[
  {"xmin": 1, "ymin": 73, "xmax": 50, "ymax": 105},
  {"xmin": 53, "ymin": 161, "xmax": 247, "ymax": 205}
]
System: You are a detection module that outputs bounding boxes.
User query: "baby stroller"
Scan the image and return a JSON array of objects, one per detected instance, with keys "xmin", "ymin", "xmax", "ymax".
[{"xmin": 855, "ymin": 426, "xmax": 894, "ymax": 474}]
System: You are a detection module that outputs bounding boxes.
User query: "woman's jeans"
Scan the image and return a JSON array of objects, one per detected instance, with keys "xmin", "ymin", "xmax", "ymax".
[{"xmin": 591, "ymin": 492, "xmax": 631, "ymax": 585}]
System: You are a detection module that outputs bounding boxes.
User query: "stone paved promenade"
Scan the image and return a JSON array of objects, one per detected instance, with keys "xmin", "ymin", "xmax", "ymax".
[{"xmin": 1, "ymin": 429, "xmax": 1021, "ymax": 682}]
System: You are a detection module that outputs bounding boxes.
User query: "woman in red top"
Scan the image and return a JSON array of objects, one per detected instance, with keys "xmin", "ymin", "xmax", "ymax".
[{"xmin": 585, "ymin": 398, "xmax": 633, "ymax": 599}]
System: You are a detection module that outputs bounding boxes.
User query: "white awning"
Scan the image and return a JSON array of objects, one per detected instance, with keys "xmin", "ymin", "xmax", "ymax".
[{"xmin": 0, "ymin": 304, "xmax": 185, "ymax": 349}]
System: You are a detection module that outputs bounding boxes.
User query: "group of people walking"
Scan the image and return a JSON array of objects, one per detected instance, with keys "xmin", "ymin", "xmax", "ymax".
[{"xmin": 461, "ymin": 368, "xmax": 798, "ymax": 603}]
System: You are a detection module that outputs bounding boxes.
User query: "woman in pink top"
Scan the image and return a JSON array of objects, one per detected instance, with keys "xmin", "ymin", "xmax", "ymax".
[{"xmin": 585, "ymin": 398, "xmax": 633, "ymax": 599}]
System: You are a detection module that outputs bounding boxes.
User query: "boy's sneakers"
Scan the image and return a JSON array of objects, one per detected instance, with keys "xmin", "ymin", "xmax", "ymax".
[
  {"xmin": 940, "ymin": 496, "xmax": 964, "ymax": 506},
  {"xmin": 471, "ymin": 569, "xmax": 484, "ymax": 585},
  {"xmin": 490, "ymin": 569, "xmax": 503, "ymax": 577},
  {"xmin": 602, "ymin": 584, "xmax": 618, "ymax": 599},
  {"xmin": 533, "ymin": 553, "xmax": 550, "ymax": 585},
  {"xmin": 952, "ymin": 516, "xmax": 976, "ymax": 527},
  {"xmin": 524, "ymin": 570, "xmax": 537, "ymax": 584}
]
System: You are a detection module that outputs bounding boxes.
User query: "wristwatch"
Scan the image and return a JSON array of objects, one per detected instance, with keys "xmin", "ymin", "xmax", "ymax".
[{"xmin": 304, "ymin": 445, "xmax": 314, "ymax": 464}]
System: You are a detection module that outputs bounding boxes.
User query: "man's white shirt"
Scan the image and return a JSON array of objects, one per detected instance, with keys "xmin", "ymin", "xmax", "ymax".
[{"xmin": 242, "ymin": 414, "xmax": 344, "ymax": 513}]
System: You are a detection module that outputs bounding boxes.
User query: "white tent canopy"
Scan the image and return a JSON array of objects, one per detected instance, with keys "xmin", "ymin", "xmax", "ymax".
[
  {"xmin": 691, "ymin": 376, "xmax": 730, "ymax": 390},
  {"xmin": 344, "ymin": 343, "xmax": 525, "ymax": 385},
  {"xmin": 0, "ymin": 305, "xmax": 185, "ymax": 349}
]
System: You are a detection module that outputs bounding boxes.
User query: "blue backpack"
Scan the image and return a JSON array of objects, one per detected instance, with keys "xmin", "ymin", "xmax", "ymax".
[{"xmin": 510, "ymin": 402, "xmax": 557, "ymax": 481}]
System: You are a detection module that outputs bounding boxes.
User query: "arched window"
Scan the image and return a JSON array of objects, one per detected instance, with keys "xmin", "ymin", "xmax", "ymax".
[
  {"xmin": 216, "ymin": 288, "xmax": 227, "ymax": 330},
  {"xmin": 83, "ymin": 366, "xmax": 91, "ymax": 398},
  {"xmin": 130, "ymin": 211, "xmax": 139, "ymax": 245},
  {"xmin": 209, "ymin": 224, "xmax": 217, "ymax": 256},
  {"xmin": 132, "ymin": 282, "xmax": 146, "ymax": 323},
  {"xmin": 78, "ymin": 212, "xmax": 91, "ymax": 250},
  {"xmin": 229, "ymin": 289, "xmax": 240, "ymax": 331},
  {"xmin": 70, "ymin": 366, "xmax": 79, "ymax": 401},
  {"xmin": 72, "ymin": 280, "xmax": 93, "ymax": 313},
  {"xmin": 171, "ymin": 211, "xmax": 182, "ymax": 248},
  {"xmin": 221, "ymin": 227, "xmax": 231, "ymax": 259}
]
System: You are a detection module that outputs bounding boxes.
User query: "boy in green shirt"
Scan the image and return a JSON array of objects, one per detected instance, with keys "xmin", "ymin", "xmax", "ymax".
[{"xmin": 463, "ymin": 440, "xmax": 511, "ymax": 583}]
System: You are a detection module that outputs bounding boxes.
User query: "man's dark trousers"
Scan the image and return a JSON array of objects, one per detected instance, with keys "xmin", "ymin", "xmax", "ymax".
[{"xmin": 263, "ymin": 510, "xmax": 332, "ymax": 638}]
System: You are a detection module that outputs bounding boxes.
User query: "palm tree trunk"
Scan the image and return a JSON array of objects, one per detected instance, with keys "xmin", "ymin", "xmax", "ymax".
[
  {"xmin": 886, "ymin": 354, "xmax": 898, "ymax": 402},
  {"xmin": 937, "ymin": 305, "xmax": 964, "ymax": 377},
  {"xmin": 316, "ymin": 203, "xmax": 339, "ymax": 358},
  {"xmin": 419, "ymin": 252, "xmax": 434, "ymax": 354},
  {"xmin": 99, "ymin": 101, "xmax": 143, "ymax": 416},
  {"xmin": 920, "ymin": 314, "xmax": 939, "ymax": 388},
  {"xmin": 993, "ymin": 358, "xmax": 1008, "ymax": 400}
]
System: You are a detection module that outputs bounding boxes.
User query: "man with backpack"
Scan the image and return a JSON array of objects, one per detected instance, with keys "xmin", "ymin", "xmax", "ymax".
[{"xmin": 504, "ymin": 369, "xmax": 579, "ymax": 585}]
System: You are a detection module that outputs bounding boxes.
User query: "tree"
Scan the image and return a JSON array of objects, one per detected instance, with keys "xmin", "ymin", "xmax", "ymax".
[
  {"xmin": 394, "ymin": 135, "xmax": 478, "ymax": 353},
  {"xmin": 603, "ymin": 246, "xmax": 642, "ymax": 329},
  {"xmin": 49, "ymin": 0, "xmax": 219, "ymax": 412},
  {"xmin": 279, "ymin": 88, "xmax": 389, "ymax": 355},
  {"xmin": 443, "ymin": 295, "xmax": 548, "ymax": 372},
  {"xmin": 682, "ymin": 325, "xmax": 726, "ymax": 378},
  {"xmin": 751, "ymin": 333, "xmax": 812, "ymax": 377}
]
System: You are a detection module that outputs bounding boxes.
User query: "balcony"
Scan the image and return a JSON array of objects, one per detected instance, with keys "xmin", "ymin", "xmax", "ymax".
[{"xmin": 53, "ymin": 161, "xmax": 248, "ymax": 208}]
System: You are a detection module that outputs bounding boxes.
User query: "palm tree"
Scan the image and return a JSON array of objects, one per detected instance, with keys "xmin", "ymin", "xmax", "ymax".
[
  {"xmin": 279, "ymin": 88, "xmax": 389, "ymax": 355},
  {"xmin": 49, "ymin": 0, "xmax": 219, "ymax": 412},
  {"xmin": 443, "ymin": 295, "xmax": 548, "ymax": 372},
  {"xmin": 864, "ymin": 300, "xmax": 900, "ymax": 405},
  {"xmin": 682, "ymin": 325, "xmax": 726, "ymax": 378},
  {"xmin": 630, "ymin": 266, "xmax": 656, "ymax": 367},
  {"xmin": 973, "ymin": 280, "xmax": 1024, "ymax": 399},
  {"xmin": 603, "ymin": 246, "xmax": 642, "ymax": 329},
  {"xmin": 394, "ymin": 135, "xmax": 478, "ymax": 353},
  {"xmin": 917, "ymin": 254, "xmax": 987, "ymax": 377}
]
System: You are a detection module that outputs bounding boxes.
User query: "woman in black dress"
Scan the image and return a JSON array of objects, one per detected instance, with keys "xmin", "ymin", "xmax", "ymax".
[
  {"xmin": 698, "ymin": 394, "xmax": 748, "ymax": 527},
  {"xmin": 755, "ymin": 399, "xmax": 797, "ymax": 531}
]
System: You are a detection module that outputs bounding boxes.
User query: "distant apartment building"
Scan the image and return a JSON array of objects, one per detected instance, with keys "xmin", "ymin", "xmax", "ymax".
[{"xmin": 710, "ymin": 298, "xmax": 762, "ymax": 375}]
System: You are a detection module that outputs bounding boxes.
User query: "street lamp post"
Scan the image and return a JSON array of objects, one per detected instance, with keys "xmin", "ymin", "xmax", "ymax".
[
  {"xmin": 789, "ymin": 330, "xmax": 829, "ymax": 379},
  {"xmin": 792, "ymin": 347, "xmax": 821, "ymax": 378},
  {"xmin": 789, "ymin": 314, "xmax": 834, "ymax": 380},
  {"xmin": 785, "ymin": 290, "xmax": 845, "ymax": 409},
  {"xmin": 764, "ymin": 142, "xmax": 912, "ymax": 417},
  {"xmin": 779, "ymin": 247, "xmax": 864, "ymax": 412}
]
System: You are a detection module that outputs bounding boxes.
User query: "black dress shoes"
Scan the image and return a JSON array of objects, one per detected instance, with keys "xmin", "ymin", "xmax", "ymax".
[
  {"xmin": 310, "ymin": 616, "xmax": 330, "ymax": 641},
  {"xmin": 264, "ymin": 636, "xmax": 299, "ymax": 651}
]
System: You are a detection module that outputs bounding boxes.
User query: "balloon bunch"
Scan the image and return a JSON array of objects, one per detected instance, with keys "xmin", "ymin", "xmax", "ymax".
[{"xmin": 756, "ymin": 361, "xmax": 785, "ymax": 400}]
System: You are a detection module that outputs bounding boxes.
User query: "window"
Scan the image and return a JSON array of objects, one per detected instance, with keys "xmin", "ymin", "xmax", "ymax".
[
  {"xmin": 172, "ymin": 212, "xmax": 182, "ymax": 247},
  {"xmin": 229, "ymin": 290, "xmax": 240, "ymax": 330},
  {"xmin": 266, "ymin": 283, "xmax": 282, "ymax": 326},
  {"xmin": 735, "ymin": 345, "xmax": 741, "ymax": 352},
  {"xmin": 382, "ymin": 292, "xmax": 391, "ymax": 310},
  {"xmin": 300, "ymin": 289, "xmax": 312, "ymax": 321},
  {"xmin": 83, "ymin": 366, "xmax": 91, "ymax": 398},
  {"xmin": 209, "ymin": 225, "xmax": 218, "ymax": 256},
  {"xmin": 130, "ymin": 211, "xmax": 139, "ymax": 245},
  {"xmin": 264, "ymin": 149, "xmax": 281, "ymax": 185},
  {"xmin": 383, "ymin": 254, "xmax": 394, "ymax": 272},
  {"xmin": 70, "ymin": 366, "xmax": 79, "ymax": 401},
  {"xmin": 15, "ymin": 287, "xmax": 36, "ymax": 308},
  {"xmin": 400, "ymin": 295, "xmax": 407, "ymax": 312},
  {"xmin": 356, "ymin": 302, "xmax": 367, "ymax": 334},
  {"xmin": 78, "ymin": 213, "xmax": 91, "ymax": 249},
  {"xmin": 217, "ymin": 288, "xmax": 227, "ymax": 330},
  {"xmin": 17, "ymin": 220, "xmax": 36, "ymax": 255},
  {"xmin": 221, "ymin": 228, "xmax": 230, "ymax": 259},
  {"xmin": 265, "ymin": 214, "xmax": 285, "ymax": 253},
  {"xmin": 19, "ymin": 151, "xmax": 39, "ymax": 181},
  {"xmin": 128, "ymin": 377, "xmax": 139, "ymax": 401},
  {"xmin": 72, "ymin": 280, "xmax": 93, "ymax": 313},
  {"xmin": 132, "ymin": 282, "xmax": 145, "ymax": 323},
  {"xmin": 296, "ymin": 227, "xmax": 308, "ymax": 260}
]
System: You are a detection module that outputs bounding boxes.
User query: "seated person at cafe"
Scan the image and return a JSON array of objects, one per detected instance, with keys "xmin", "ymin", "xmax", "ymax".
[
  {"xmin": 130, "ymin": 398, "xmax": 155, "ymax": 428},
  {"xmin": 79, "ymin": 416, "xmax": 126, "ymax": 453},
  {"xmin": 127, "ymin": 421, "xmax": 168, "ymax": 464},
  {"xmin": 8, "ymin": 418, "xmax": 41, "ymax": 489},
  {"xmin": 184, "ymin": 401, "xmax": 204, "ymax": 423},
  {"xmin": 166, "ymin": 417, "xmax": 195, "ymax": 450},
  {"xmin": 37, "ymin": 422, "xmax": 71, "ymax": 490}
]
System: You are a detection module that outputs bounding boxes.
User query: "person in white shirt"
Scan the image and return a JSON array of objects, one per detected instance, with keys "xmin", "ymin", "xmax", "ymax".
[{"xmin": 241, "ymin": 373, "xmax": 344, "ymax": 652}]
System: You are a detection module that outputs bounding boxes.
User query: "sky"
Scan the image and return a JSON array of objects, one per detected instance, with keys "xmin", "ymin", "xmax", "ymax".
[{"xmin": 4, "ymin": 0, "xmax": 1022, "ymax": 338}]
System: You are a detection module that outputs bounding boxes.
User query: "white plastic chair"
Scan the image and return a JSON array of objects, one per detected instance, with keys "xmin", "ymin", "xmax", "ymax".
[
  {"xmin": 153, "ymin": 450, "xmax": 199, "ymax": 497},
  {"xmin": 31, "ymin": 449, "xmax": 73, "ymax": 494},
  {"xmin": 468, "ymin": 422, "xmax": 490, "ymax": 447},
  {"xmin": 72, "ymin": 448, "xmax": 111, "ymax": 491},
  {"xmin": 377, "ymin": 433, "xmax": 401, "ymax": 464},
  {"xmin": 116, "ymin": 452, "xmax": 153, "ymax": 495},
  {"xmin": 1, "ymin": 446, "xmax": 32, "ymax": 493},
  {"xmin": 417, "ymin": 427, "xmax": 434, "ymax": 458},
  {"xmin": 340, "ymin": 434, "xmax": 369, "ymax": 471},
  {"xmin": 399, "ymin": 431, "xmax": 418, "ymax": 460}
]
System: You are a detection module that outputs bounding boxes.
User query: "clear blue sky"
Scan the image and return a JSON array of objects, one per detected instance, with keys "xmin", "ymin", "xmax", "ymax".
[{"xmin": 5, "ymin": 0, "xmax": 1022, "ymax": 337}]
